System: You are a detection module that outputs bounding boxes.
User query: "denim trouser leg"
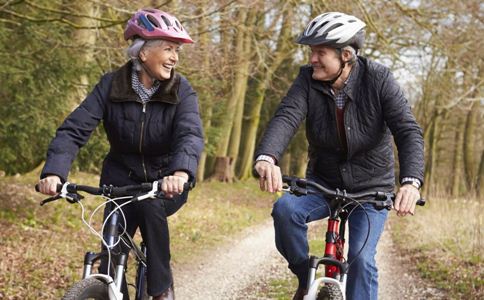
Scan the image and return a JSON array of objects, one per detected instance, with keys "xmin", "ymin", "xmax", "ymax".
[
  {"xmin": 272, "ymin": 193, "xmax": 388, "ymax": 299},
  {"xmin": 346, "ymin": 203, "xmax": 388, "ymax": 300},
  {"xmin": 272, "ymin": 192, "xmax": 330, "ymax": 286}
]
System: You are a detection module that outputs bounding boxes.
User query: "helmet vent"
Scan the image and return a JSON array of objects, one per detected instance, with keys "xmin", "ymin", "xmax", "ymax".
[
  {"xmin": 160, "ymin": 15, "xmax": 172, "ymax": 27},
  {"xmin": 147, "ymin": 14, "xmax": 160, "ymax": 28}
]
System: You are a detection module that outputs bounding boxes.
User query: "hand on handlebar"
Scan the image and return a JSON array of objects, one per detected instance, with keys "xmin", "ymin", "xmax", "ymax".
[
  {"xmin": 37, "ymin": 175, "xmax": 62, "ymax": 196},
  {"xmin": 254, "ymin": 161, "xmax": 283, "ymax": 193},
  {"xmin": 394, "ymin": 184, "xmax": 420, "ymax": 216},
  {"xmin": 161, "ymin": 171, "xmax": 189, "ymax": 198}
]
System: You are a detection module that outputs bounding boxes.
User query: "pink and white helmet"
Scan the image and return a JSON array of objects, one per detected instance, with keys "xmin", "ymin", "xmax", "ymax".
[{"xmin": 124, "ymin": 8, "xmax": 193, "ymax": 44}]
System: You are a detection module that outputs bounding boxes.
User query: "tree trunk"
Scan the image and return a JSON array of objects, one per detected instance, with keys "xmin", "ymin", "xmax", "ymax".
[
  {"xmin": 424, "ymin": 110, "xmax": 442, "ymax": 196},
  {"xmin": 196, "ymin": 1, "xmax": 213, "ymax": 182},
  {"xmin": 212, "ymin": 8, "xmax": 250, "ymax": 181},
  {"xmin": 477, "ymin": 151, "xmax": 484, "ymax": 198},
  {"xmin": 64, "ymin": 2, "xmax": 100, "ymax": 108},
  {"xmin": 451, "ymin": 115, "xmax": 466, "ymax": 197},
  {"xmin": 238, "ymin": 6, "xmax": 293, "ymax": 179},
  {"xmin": 227, "ymin": 9, "xmax": 255, "ymax": 176},
  {"xmin": 211, "ymin": 157, "xmax": 234, "ymax": 182},
  {"xmin": 464, "ymin": 101, "xmax": 479, "ymax": 191},
  {"xmin": 295, "ymin": 153, "xmax": 308, "ymax": 178},
  {"xmin": 280, "ymin": 152, "xmax": 291, "ymax": 176}
]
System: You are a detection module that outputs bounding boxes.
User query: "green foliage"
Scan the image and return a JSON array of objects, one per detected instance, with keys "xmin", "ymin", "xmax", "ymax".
[{"xmin": 0, "ymin": 2, "xmax": 96, "ymax": 174}]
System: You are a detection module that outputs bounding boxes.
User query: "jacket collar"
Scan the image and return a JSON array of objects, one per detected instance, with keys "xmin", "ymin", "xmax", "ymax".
[
  {"xmin": 342, "ymin": 59, "xmax": 361, "ymax": 102},
  {"xmin": 109, "ymin": 61, "xmax": 180, "ymax": 104}
]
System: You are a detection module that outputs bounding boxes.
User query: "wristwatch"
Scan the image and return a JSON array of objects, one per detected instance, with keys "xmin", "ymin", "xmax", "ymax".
[
  {"xmin": 256, "ymin": 154, "xmax": 276, "ymax": 165},
  {"xmin": 401, "ymin": 177, "xmax": 421, "ymax": 189}
]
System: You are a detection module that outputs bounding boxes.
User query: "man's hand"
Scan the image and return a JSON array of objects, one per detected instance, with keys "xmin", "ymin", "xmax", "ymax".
[
  {"xmin": 162, "ymin": 171, "xmax": 189, "ymax": 198},
  {"xmin": 37, "ymin": 175, "xmax": 62, "ymax": 195},
  {"xmin": 394, "ymin": 184, "xmax": 420, "ymax": 216},
  {"xmin": 254, "ymin": 160, "xmax": 283, "ymax": 193}
]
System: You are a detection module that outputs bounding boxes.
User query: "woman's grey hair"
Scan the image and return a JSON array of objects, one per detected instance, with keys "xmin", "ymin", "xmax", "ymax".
[{"xmin": 126, "ymin": 38, "xmax": 168, "ymax": 71}]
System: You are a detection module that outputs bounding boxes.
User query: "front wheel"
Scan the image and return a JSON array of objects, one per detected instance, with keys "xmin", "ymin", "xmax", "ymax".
[
  {"xmin": 316, "ymin": 283, "xmax": 344, "ymax": 300},
  {"xmin": 62, "ymin": 277, "xmax": 109, "ymax": 300}
]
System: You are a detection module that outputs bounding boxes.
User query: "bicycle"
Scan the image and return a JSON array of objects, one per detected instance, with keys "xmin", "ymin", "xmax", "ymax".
[
  {"xmin": 281, "ymin": 175, "xmax": 425, "ymax": 300},
  {"xmin": 36, "ymin": 180, "xmax": 190, "ymax": 300}
]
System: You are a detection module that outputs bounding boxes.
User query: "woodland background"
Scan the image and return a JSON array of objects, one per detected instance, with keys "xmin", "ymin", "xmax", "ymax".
[{"xmin": 0, "ymin": 0, "xmax": 482, "ymax": 197}]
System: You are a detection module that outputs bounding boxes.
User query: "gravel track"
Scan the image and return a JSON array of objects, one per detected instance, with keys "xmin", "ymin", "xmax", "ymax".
[{"xmin": 173, "ymin": 220, "xmax": 445, "ymax": 299}]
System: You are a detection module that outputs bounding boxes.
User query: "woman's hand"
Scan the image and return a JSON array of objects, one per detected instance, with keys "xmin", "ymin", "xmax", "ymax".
[
  {"xmin": 37, "ymin": 175, "xmax": 62, "ymax": 195},
  {"xmin": 254, "ymin": 160, "xmax": 283, "ymax": 193},
  {"xmin": 161, "ymin": 171, "xmax": 189, "ymax": 198}
]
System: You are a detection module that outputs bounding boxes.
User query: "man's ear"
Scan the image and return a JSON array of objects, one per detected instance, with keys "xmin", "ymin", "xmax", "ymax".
[{"xmin": 342, "ymin": 48, "xmax": 352, "ymax": 63}]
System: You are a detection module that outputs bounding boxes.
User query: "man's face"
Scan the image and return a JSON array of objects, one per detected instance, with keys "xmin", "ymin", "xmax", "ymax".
[{"xmin": 309, "ymin": 45, "xmax": 342, "ymax": 82}]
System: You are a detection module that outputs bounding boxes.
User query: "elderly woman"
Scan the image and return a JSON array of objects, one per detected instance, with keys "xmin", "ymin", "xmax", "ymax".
[{"xmin": 37, "ymin": 8, "xmax": 204, "ymax": 300}]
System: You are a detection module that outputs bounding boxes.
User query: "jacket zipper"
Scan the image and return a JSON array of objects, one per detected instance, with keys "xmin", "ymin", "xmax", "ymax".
[
  {"xmin": 333, "ymin": 100, "xmax": 350, "ymax": 159},
  {"xmin": 343, "ymin": 102, "xmax": 350, "ymax": 157},
  {"xmin": 139, "ymin": 102, "xmax": 148, "ymax": 182}
]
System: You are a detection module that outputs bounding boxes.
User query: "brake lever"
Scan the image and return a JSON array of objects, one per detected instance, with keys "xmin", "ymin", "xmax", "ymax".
[
  {"xmin": 65, "ymin": 193, "xmax": 84, "ymax": 204},
  {"xmin": 373, "ymin": 194, "xmax": 394, "ymax": 211},
  {"xmin": 282, "ymin": 184, "xmax": 308, "ymax": 196},
  {"xmin": 133, "ymin": 181, "xmax": 160, "ymax": 201},
  {"xmin": 40, "ymin": 195, "xmax": 62, "ymax": 206}
]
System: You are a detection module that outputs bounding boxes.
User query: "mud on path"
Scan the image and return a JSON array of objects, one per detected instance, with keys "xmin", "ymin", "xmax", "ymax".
[{"xmin": 173, "ymin": 220, "xmax": 445, "ymax": 299}]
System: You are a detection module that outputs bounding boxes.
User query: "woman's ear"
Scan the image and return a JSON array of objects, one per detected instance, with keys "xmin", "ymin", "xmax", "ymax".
[{"xmin": 139, "ymin": 49, "xmax": 147, "ymax": 62}]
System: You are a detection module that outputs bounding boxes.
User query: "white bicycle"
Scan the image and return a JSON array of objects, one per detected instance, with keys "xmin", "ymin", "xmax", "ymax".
[{"xmin": 36, "ymin": 181, "xmax": 190, "ymax": 300}]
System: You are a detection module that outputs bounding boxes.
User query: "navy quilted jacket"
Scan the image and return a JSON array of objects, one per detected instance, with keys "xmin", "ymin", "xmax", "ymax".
[{"xmin": 41, "ymin": 61, "xmax": 204, "ymax": 186}]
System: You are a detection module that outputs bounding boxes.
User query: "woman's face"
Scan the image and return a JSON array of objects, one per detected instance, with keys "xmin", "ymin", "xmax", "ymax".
[
  {"xmin": 309, "ymin": 45, "xmax": 342, "ymax": 82},
  {"xmin": 140, "ymin": 40, "xmax": 181, "ymax": 80}
]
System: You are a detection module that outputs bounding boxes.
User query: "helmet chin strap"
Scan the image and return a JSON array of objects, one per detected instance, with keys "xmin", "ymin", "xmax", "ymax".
[{"xmin": 322, "ymin": 58, "xmax": 346, "ymax": 85}]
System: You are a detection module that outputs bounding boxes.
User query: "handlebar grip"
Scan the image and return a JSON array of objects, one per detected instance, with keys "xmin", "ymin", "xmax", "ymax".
[
  {"xmin": 35, "ymin": 183, "xmax": 63, "ymax": 193},
  {"xmin": 416, "ymin": 198, "xmax": 425, "ymax": 206}
]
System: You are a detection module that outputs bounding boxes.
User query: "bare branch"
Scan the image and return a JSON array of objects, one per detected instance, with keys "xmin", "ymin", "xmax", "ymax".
[
  {"xmin": 1, "ymin": 8, "xmax": 123, "ymax": 29},
  {"xmin": 439, "ymin": 79, "xmax": 484, "ymax": 110},
  {"xmin": 24, "ymin": 0, "xmax": 120, "ymax": 23}
]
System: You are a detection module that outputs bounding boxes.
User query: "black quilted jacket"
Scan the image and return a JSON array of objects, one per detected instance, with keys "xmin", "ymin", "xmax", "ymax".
[{"xmin": 255, "ymin": 56, "xmax": 424, "ymax": 193}]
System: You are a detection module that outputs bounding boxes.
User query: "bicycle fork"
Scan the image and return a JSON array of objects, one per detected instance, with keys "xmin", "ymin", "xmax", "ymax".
[
  {"xmin": 306, "ymin": 211, "xmax": 349, "ymax": 297},
  {"xmin": 80, "ymin": 209, "xmax": 128, "ymax": 300}
]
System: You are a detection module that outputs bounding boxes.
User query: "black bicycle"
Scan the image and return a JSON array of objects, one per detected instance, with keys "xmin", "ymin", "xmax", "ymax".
[
  {"xmin": 36, "ymin": 181, "xmax": 190, "ymax": 300},
  {"xmin": 281, "ymin": 175, "xmax": 425, "ymax": 300}
]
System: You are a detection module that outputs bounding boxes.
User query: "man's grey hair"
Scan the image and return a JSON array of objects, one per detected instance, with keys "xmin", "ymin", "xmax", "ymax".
[
  {"xmin": 126, "ymin": 39, "xmax": 169, "ymax": 71},
  {"xmin": 341, "ymin": 46, "xmax": 357, "ymax": 65}
]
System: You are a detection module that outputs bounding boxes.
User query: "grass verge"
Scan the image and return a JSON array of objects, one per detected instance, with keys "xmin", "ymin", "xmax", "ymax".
[
  {"xmin": 0, "ymin": 172, "xmax": 274, "ymax": 299},
  {"xmin": 391, "ymin": 196, "xmax": 483, "ymax": 299}
]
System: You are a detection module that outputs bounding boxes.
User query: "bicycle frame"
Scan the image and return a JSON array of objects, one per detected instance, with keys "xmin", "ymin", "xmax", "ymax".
[
  {"xmin": 304, "ymin": 199, "xmax": 350, "ymax": 300},
  {"xmin": 36, "ymin": 181, "xmax": 170, "ymax": 300},
  {"xmin": 81, "ymin": 204, "xmax": 150, "ymax": 300}
]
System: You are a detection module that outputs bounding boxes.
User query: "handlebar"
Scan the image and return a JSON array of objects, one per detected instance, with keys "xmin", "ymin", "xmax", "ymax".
[
  {"xmin": 35, "ymin": 181, "xmax": 193, "ymax": 206},
  {"xmin": 282, "ymin": 175, "xmax": 425, "ymax": 209}
]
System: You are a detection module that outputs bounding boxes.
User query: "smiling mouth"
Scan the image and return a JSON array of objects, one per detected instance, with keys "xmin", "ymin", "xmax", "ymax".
[{"xmin": 162, "ymin": 64, "xmax": 174, "ymax": 71}]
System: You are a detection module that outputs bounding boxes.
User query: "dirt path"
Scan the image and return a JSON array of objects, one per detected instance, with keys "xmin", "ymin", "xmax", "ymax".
[
  {"xmin": 173, "ymin": 219, "xmax": 281, "ymax": 300},
  {"xmin": 173, "ymin": 220, "xmax": 444, "ymax": 299}
]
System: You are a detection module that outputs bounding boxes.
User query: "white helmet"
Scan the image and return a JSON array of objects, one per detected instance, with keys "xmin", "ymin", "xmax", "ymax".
[{"xmin": 296, "ymin": 12, "xmax": 366, "ymax": 50}]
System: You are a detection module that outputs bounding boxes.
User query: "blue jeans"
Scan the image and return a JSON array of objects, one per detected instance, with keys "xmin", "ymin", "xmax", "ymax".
[{"xmin": 272, "ymin": 192, "xmax": 388, "ymax": 300}]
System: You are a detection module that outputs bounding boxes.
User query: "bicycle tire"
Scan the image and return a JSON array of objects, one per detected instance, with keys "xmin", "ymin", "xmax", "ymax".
[
  {"xmin": 316, "ymin": 283, "xmax": 344, "ymax": 300},
  {"xmin": 62, "ymin": 277, "xmax": 109, "ymax": 300}
]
